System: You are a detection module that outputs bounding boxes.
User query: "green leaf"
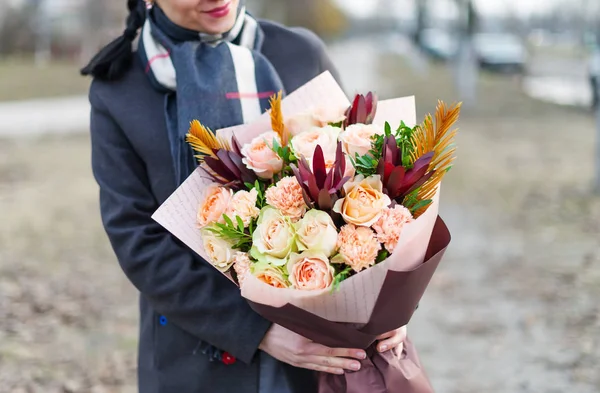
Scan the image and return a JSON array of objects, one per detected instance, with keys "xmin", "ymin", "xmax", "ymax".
[
  {"xmin": 384, "ymin": 121, "xmax": 391, "ymax": 135},
  {"xmin": 223, "ymin": 214, "xmax": 234, "ymax": 228},
  {"xmin": 410, "ymin": 199, "xmax": 432, "ymax": 213},
  {"xmin": 331, "ymin": 265, "xmax": 353, "ymax": 292},
  {"xmin": 376, "ymin": 249, "xmax": 390, "ymax": 264},
  {"xmin": 236, "ymin": 216, "xmax": 245, "ymax": 232}
]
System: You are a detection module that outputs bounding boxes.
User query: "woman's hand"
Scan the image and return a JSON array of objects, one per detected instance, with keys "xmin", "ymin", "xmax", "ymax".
[
  {"xmin": 259, "ymin": 324, "xmax": 367, "ymax": 375},
  {"xmin": 376, "ymin": 326, "xmax": 407, "ymax": 353}
]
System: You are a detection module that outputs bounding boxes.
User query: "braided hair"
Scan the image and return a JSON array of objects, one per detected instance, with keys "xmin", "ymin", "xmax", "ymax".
[{"xmin": 80, "ymin": 0, "xmax": 146, "ymax": 80}]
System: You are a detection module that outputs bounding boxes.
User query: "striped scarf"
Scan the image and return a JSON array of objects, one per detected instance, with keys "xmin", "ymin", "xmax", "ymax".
[{"xmin": 139, "ymin": 4, "xmax": 285, "ymax": 184}]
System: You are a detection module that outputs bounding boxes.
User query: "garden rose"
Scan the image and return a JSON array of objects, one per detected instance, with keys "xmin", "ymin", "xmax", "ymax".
[
  {"xmin": 265, "ymin": 177, "xmax": 307, "ymax": 221},
  {"xmin": 233, "ymin": 252, "xmax": 251, "ymax": 287},
  {"xmin": 285, "ymin": 107, "xmax": 346, "ymax": 137},
  {"xmin": 333, "ymin": 175, "xmax": 392, "ymax": 227},
  {"xmin": 295, "ymin": 210, "xmax": 339, "ymax": 257},
  {"xmin": 287, "ymin": 251, "xmax": 335, "ymax": 291},
  {"xmin": 241, "ymin": 131, "xmax": 284, "ymax": 179},
  {"xmin": 250, "ymin": 207, "xmax": 297, "ymax": 266},
  {"xmin": 372, "ymin": 205, "xmax": 414, "ymax": 252},
  {"xmin": 290, "ymin": 125, "xmax": 340, "ymax": 162},
  {"xmin": 334, "ymin": 224, "xmax": 381, "ymax": 273},
  {"xmin": 226, "ymin": 189, "xmax": 260, "ymax": 228},
  {"xmin": 338, "ymin": 123, "xmax": 383, "ymax": 158},
  {"xmin": 197, "ymin": 185, "xmax": 234, "ymax": 228},
  {"xmin": 201, "ymin": 230, "xmax": 236, "ymax": 272},
  {"xmin": 252, "ymin": 262, "xmax": 290, "ymax": 289}
]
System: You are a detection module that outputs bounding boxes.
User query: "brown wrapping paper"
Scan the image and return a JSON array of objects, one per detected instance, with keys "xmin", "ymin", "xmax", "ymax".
[{"xmin": 248, "ymin": 217, "xmax": 451, "ymax": 393}]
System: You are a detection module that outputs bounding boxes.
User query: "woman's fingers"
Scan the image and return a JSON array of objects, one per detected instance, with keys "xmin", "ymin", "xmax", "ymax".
[
  {"xmin": 299, "ymin": 355, "xmax": 362, "ymax": 374},
  {"xmin": 305, "ymin": 342, "xmax": 366, "ymax": 360},
  {"xmin": 377, "ymin": 326, "xmax": 407, "ymax": 353}
]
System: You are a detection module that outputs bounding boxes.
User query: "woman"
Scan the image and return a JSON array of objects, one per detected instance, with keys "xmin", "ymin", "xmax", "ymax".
[{"xmin": 82, "ymin": 1, "xmax": 406, "ymax": 392}]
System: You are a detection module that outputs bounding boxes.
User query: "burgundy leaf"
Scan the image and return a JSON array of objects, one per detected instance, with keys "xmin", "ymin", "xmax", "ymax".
[
  {"xmin": 216, "ymin": 150, "xmax": 241, "ymax": 179},
  {"xmin": 336, "ymin": 176, "xmax": 352, "ymax": 193},
  {"xmin": 228, "ymin": 152, "xmax": 257, "ymax": 184},
  {"xmin": 383, "ymin": 162, "xmax": 396, "ymax": 184},
  {"xmin": 301, "ymin": 189, "xmax": 314, "ymax": 209},
  {"xmin": 365, "ymin": 92, "xmax": 378, "ymax": 124},
  {"xmin": 231, "ymin": 136, "xmax": 243, "ymax": 156},
  {"xmin": 397, "ymin": 165, "xmax": 432, "ymax": 196},
  {"xmin": 317, "ymin": 189, "xmax": 333, "ymax": 210},
  {"xmin": 386, "ymin": 166, "xmax": 406, "ymax": 198},
  {"xmin": 333, "ymin": 142, "xmax": 345, "ymax": 184},
  {"xmin": 401, "ymin": 170, "xmax": 435, "ymax": 198},
  {"xmin": 312, "ymin": 145, "xmax": 327, "ymax": 187},
  {"xmin": 385, "ymin": 136, "xmax": 399, "ymax": 165},
  {"xmin": 204, "ymin": 157, "xmax": 236, "ymax": 182},
  {"xmin": 356, "ymin": 95, "xmax": 367, "ymax": 124},
  {"xmin": 412, "ymin": 152, "xmax": 435, "ymax": 172},
  {"xmin": 324, "ymin": 165, "xmax": 335, "ymax": 192},
  {"xmin": 376, "ymin": 159, "xmax": 386, "ymax": 178}
]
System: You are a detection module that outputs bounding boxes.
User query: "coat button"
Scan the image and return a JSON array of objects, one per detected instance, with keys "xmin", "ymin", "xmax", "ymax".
[
  {"xmin": 222, "ymin": 352, "xmax": 236, "ymax": 365},
  {"xmin": 159, "ymin": 316, "xmax": 168, "ymax": 326}
]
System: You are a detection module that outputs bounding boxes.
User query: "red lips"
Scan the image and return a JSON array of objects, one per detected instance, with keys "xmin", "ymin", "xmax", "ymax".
[{"xmin": 204, "ymin": 2, "xmax": 231, "ymax": 18}]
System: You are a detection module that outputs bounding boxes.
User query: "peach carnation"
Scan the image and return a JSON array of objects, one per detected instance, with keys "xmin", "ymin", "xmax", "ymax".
[
  {"xmin": 335, "ymin": 224, "xmax": 381, "ymax": 273},
  {"xmin": 372, "ymin": 205, "xmax": 414, "ymax": 252},
  {"xmin": 233, "ymin": 252, "xmax": 251, "ymax": 287},
  {"xmin": 226, "ymin": 189, "xmax": 260, "ymax": 228},
  {"xmin": 265, "ymin": 177, "xmax": 307, "ymax": 221},
  {"xmin": 197, "ymin": 185, "xmax": 234, "ymax": 228}
]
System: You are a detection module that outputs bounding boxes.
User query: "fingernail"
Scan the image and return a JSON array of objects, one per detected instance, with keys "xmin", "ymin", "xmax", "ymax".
[
  {"xmin": 379, "ymin": 345, "xmax": 388, "ymax": 352},
  {"xmin": 351, "ymin": 362, "xmax": 361, "ymax": 371},
  {"xmin": 356, "ymin": 351, "xmax": 366, "ymax": 359}
]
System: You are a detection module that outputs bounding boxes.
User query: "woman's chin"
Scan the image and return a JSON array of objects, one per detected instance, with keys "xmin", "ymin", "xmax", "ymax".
[{"xmin": 199, "ymin": 17, "xmax": 237, "ymax": 36}]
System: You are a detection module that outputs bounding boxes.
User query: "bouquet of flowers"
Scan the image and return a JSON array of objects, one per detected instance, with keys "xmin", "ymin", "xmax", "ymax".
[{"xmin": 153, "ymin": 72, "xmax": 460, "ymax": 393}]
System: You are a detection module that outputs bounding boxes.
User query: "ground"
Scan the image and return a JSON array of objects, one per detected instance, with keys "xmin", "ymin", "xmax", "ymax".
[{"xmin": 0, "ymin": 45, "xmax": 599, "ymax": 393}]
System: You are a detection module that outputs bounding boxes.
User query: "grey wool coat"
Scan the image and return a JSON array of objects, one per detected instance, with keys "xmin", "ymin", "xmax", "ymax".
[{"xmin": 89, "ymin": 20, "xmax": 342, "ymax": 393}]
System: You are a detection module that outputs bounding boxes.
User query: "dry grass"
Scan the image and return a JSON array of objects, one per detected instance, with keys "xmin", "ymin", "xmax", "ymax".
[{"xmin": 0, "ymin": 58, "xmax": 90, "ymax": 102}]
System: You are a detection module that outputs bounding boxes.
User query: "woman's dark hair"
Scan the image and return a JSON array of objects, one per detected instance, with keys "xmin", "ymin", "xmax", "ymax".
[{"xmin": 80, "ymin": 0, "xmax": 146, "ymax": 80}]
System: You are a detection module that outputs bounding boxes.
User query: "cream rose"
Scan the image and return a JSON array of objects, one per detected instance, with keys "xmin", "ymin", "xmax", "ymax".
[
  {"xmin": 295, "ymin": 210, "xmax": 339, "ymax": 257},
  {"xmin": 338, "ymin": 123, "xmax": 383, "ymax": 158},
  {"xmin": 250, "ymin": 207, "xmax": 297, "ymax": 266},
  {"xmin": 201, "ymin": 230, "xmax": 236, "ymax": 272},
  {"xmin": 226, "ymin": 189, "xmax": 260, "ymax": 228},
  {"xmin": 252, "ymin": 262, "xmax": 290, "ymax": 289},
  {"xmin": 290, "ymin": 125, "xmax": 341, "ymax": 162},
  {"xmin": 241, "ymin": 131, "xmax": 284, "ymax": 179},
  {"xmin": 197, "ymin": 185, "xmax": 234, "ymax": 228},
  {"xmin": 287, "ymin": 251, "xmax": 335, "ymax": 291},
  {"xmin": 333, "ymin": 175, "xmax": 392, "ymax": 227}
]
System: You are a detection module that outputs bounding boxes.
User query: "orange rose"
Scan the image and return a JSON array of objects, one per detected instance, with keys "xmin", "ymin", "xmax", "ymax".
[
  {"xmin": 287, "ymin": 251, "xmax": 334, "ymax": 291},
  {"xmin": 333, "ymin": 175, "xmax": 391, "ymax": 227},
  {"xmin": 197, "ymin": 185, "xmax": 234, "ymax": 228}
]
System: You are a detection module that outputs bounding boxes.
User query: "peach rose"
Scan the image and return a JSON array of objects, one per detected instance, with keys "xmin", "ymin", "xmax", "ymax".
[
  {"xmin": 290, "ymin": 125, "xmax": 340, "ymax": 162},
  {"xmin": 226, "ymin": 189, "xmax": 260, "ymax": 228},
  {"xmin": 372, "ymin": 205, "xmax": 414, "ymax": 252},
  {"xmin": 197, "ymin": 185, "xmax": 234, "ymax": 228},
  {"xmin": 285, "ymin": 107, "xmax": 347, "ymax": 137},
  {"xmin": 287, "ymin": 251, "xmax": 335, "ymax": 291},
  {"xmin": 250, "ymin": 207, "xmax": 297, "ymax": 266},
  {"xmin": 333, "ymin": 175, "xmax": 392, "ymax": 227},
  {"xmin": 201, "ymin": 230, "xmax": 235, "ymax": 272},
  {"xmin": 339, "ymin": 124, "xmax": 383, "ymax": 158},
  {"xmin": 241, "ymin": 131, "xmax": 284, "ymax": 179},
  {"xmin": 295, "ymin": 210, "xmax": 339, "ymax": 257},
  {"xmin": 334, "ymin": 224, "xmax": 381, "ymax": 273},
  {"xmin": 252, "ymin": 262, "xmax": 290, "ymax": 289},
  {"xmin": 233, "ymin": 252, "xmax": 251, "ymax": 287},
  {"xmin": 265, "ymin": 177, "xmax": 307, "ymax": 221}
]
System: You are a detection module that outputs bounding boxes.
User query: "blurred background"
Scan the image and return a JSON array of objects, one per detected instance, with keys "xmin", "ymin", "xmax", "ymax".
[{"xmin": 1, "ymin": 0, "xmax": 599, "ymax": 392}]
